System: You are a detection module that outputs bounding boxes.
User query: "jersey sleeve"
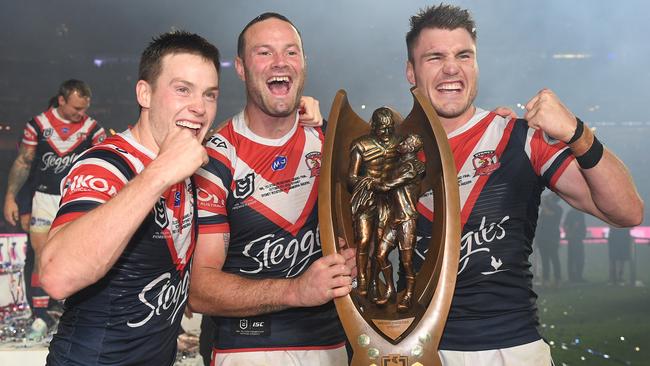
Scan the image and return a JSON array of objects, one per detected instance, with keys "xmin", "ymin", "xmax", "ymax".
[
  {"xmin": 91, "ymin": 122, "xmax": 107, "ymax": 145},
  {"xmin": 195, "ymin": 134, "xmax": 234, "ymax": 234},
  {"xmin": 526, "ymin": 128, "xmax": 575, "ymax": 189},
  {"xmin": 51, "ymin": 147, "xmax": 133, "ymax": 229},
  {"xmin": 21, "ymin": 119, "xmax": 39, "ymax": 147}
]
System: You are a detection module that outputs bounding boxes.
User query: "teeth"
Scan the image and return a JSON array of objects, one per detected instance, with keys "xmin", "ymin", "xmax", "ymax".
[
  {"xmin": 267, "ymin": 76, "xmax": 290, "ymax": 83},
  {"xmin": 438, "ymin": 82, "xmax": 462, "ymax": 90},
  {"xmin": 176, "ymin": 120, "xmax": 201, "ymax": 130}
]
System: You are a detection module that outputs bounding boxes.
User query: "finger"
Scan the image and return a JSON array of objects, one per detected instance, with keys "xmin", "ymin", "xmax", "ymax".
[
  {"xmin": 318, "ymin": 253, "xmax": 345, "ymax": 266},
  {"xmin": 298, "ymin": 97, "xmax": 310, "ymax": 117},
  {"xmin": 524, "ymin": 92, "xmax": 542, "ymax": 112},
  {"xmin": 333, "ymin": 274, "xmax": 352, "ymax": 287},
  {"xmin": 523, "ymin": 105, "xmax": 539, "ymax": 124},
  {"xmin": 493, "ymin": 107, "xmax": 517, "ymax": 119},
  {"xmin": 340, "ymin": 248, "xmax": 355, "ymax": 261},
  {"xmin": 333, "ymin": 263, "xmax": 352, "ymax": 277},
  {"xmin": 330, "ymin": 284, "xmax": 352, "ymax": 298}
]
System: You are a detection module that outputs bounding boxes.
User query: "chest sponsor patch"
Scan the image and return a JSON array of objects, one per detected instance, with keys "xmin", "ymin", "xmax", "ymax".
[{"xmin": 232, "ymin": 316, "xmax": 271, "ymax": 337}]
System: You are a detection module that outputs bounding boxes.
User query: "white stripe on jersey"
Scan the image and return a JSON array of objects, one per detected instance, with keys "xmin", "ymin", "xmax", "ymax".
[
  {"xmin": 231, "ymin": 111, "xmax": 300, "ymax": 147},
  {"xmin": 231, "ymin": 150, "xmax": 315, "ymax": 225},
  {"xmin": 74, "ymin": 157, "xmax": 130, "ymax": 185},
  {"xmin": 22, "ymin": 124, "xmax": 38, "ymax": 145},
  {"xmin": 540, "ymin": 148, "xmax": 569, "ymax": 177},
  {"xmin": 34, "ymin": 112, "xmax": 98, "ymax": 155},
  {"xmin": 64, "ymin": 195, "xmax": 108, "ymax": 206},
  {"xmin": 524, "ymin": 127, "xmax": 535, "ymax": 161},
  {"xmin": 455, "ymin": 113, "xmax": 509, "ymax": 208},
  {"xmin": 448, "ymin": 108, "xmax": 491, "ymax": 138}
]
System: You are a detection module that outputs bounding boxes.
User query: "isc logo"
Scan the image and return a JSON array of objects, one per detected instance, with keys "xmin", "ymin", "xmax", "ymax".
[
  {"xmin": 272, "ymin": 156, "xmax": 287, "ymax": 171},
  {"xmin": 252, "ymin": 321, "xmax": 264, "ymax": 327}
]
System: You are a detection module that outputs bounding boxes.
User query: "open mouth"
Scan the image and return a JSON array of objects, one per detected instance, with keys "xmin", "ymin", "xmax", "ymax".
[
  {"xmin": 176, "ymin": 120, "xmax": 202, "ymax": 136},
  {"xmin": 436, "ymin": 81, "xmax": 464, "ymax": 93},
  {"xmin": 266, "ymin": 76, "xmax": 292, "ymax": 96}
]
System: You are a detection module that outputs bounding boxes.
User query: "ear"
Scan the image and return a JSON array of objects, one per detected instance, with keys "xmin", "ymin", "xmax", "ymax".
[
  {"xmin": 234, "ymin": 56, "xmax": 246, "ymax": 82},
  {"xmin": 136, "ymin": 80, "xmax": 152, "ymax": 109},
  {"xmin": 406, "ymin": 61, "xmax": 416, "ymax": 86},
  {"xmin": 57, "ymin": 95, "xmax": 66, "ymax": 107}
]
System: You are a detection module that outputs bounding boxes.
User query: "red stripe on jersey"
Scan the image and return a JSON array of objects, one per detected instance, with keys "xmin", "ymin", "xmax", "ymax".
[
  {"xmin": 51, "ymin": 211, "xmax": 84, "ymax": 230},
  {"xmin": 112, "ymin": 133, "xmax": 153, "ymax": 166},
  {"xmin": 417, "ymin": 201, "xmax": 433, "ymax": 221},
  {"xmin": 549, "ymin": 154, "xmax": 575, "ymax": 189},
  {"xmin": 459, "ymin": 117, "xmax": 514, "ymax": 227},
  {"xmin": 207, "ymin": 147, "xmax": 234, "ymax": 174},
  {"xmin": 199, "ymin": 223, "xmax": 230, "ymax": 234},
  {"xmin": 235, "ymin": 128, "xmax": 306, "ymax": 194},
  {"xmin": 529, "ymin": 129, "xmax": 547, "ymax": 175},
  {"xmin": 243, "ymin": 175, "xmax": 319, "ymax": 237},
  {"xmin": 22, "ymin": 124, "xmax": 38, "ymax": 145},
  {"xmin": 194, "ymin": 173, "xmax": 228, "ymax": 215},
  {"xmin": 162, "ymin": 224, "xmax": 195, "ymax": 272},
  {"xmin": 449, "ymin": 112, "xmax": 498, "ymax": 173},
  {"xmin": 528, "ymin": 129, "xmax": 570, "ymax": 176}
]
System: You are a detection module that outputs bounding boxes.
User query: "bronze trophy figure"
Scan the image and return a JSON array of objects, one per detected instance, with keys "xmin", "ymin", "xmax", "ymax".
[
  {"xmin": 348, "ymin": 107, "xmax": 401, "ymax": 300},
  {"xmin": 373, "ymin": 133, "xmax": 426, "ymax": 312},
  {"xmin": 319, "ymin": 87, "xmax": 461, "ymax": 366}
]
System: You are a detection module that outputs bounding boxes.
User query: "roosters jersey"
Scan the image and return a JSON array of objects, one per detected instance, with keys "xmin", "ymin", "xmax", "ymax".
[
  {"xmin": 413, "ymin": 109, "xmax": 574, "ymax": 351},
  {"xmin": 46, "ymin": 130, "xmax": 196, "ymax": 366},
  {"xmin": 196, "ymin": 112, "xmax": 345, "ymax": 351},
  {"xmin": 21, "ymin": 108, "xmax": 106, "ymax": 194}
]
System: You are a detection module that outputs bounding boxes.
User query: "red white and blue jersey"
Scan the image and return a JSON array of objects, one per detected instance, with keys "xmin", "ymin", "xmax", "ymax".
[
  {"xmin": 22, "ymin": 108, "xmax": 106, "ymax": 195},
  {"xmin": 413, "ymin": 109, "xmax": 574, "ymax": 351},
  {"xmin": 46, "ymin": 130, "xmax": 196, "ymax": 366},
  {"xmin": 196, "ymin": 112, "xmax": 345, "ymax": 351}
]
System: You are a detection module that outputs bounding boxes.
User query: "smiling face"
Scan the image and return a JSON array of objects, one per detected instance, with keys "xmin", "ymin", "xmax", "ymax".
[
  {"xmin": 57, "ymin": 91, "xmax": 90, "ymax": 123},
  {"xmin": 138, "ymin": 52, "xmax": 219, "ymax": 150},
  {"xmin": 235, "ymin": 17, "xmax": 306, "ymax": 118},
  {"xmin": 406, "ymin": 27, "xmax": 478, "ymax": 128}
]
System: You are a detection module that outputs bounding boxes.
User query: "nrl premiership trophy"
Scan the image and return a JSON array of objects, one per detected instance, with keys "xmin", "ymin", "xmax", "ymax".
[{"xmin": 319, "ymin": 88, "xmax": 461, "ymax": 366}]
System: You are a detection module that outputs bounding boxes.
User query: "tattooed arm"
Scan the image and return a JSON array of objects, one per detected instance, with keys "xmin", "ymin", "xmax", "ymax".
[{"xmin": 4, "ymin": 144, "xmax": 36, "ymax": 226}]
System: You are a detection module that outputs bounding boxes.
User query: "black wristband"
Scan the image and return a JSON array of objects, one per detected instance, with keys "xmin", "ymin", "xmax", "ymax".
[
  {"xmin": 576, "ymin": 136, "xmax": 603, "ymax": 169},
  {"xmin": 567, "ymin": 117, "xmax": 584, "ymax": 144}
]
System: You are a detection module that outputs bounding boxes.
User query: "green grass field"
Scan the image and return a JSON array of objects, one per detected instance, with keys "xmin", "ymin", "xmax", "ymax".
[{"xmin": 534, "ymin": 243, "xmax": 650, "ymax": 366}]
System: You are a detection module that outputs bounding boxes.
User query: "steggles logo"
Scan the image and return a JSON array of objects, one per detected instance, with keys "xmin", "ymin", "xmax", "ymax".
[
  {"xmin": 240, "ymin": 228, "xmax": 321, "ymax": 277},
  {"xmin": 41, "ymin": 152, "xmax": 80, "ymax": 174},
  {"xmin": 127, "ymin": 270, "xmax": 190, "ymax": 328},
  {"xmin": 458, "ymin": 215, "xmax": 510, "ymax": 275}
]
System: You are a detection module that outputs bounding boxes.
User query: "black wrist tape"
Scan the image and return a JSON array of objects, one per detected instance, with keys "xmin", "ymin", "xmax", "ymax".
[
  {"xmin": 576, "ymin": 136, "xmax": 603, "ymax": 169},
  {"xmin": 567, "ymin": 118, "xmax": 584, "ymax": 144}
]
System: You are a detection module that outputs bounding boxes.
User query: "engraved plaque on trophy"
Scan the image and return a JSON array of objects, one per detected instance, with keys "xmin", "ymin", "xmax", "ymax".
[{"xmin": 319, "ymin": 87, "xmax": 461, "ymax": 366}]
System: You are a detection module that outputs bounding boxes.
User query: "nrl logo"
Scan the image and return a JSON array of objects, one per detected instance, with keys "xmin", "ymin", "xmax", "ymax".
[
  {"xmin": 472, "ymin": 150, "xmax": 501, "ymax": 177},
  {"xmin": 154, "ymin": 198, "xmax": 169, "ymax": 229},
  {"xmin": 43, "ymin": 128, "xmax": 53, "ymax": 139},
  {"xmin": 234, "ymin": 173, "xmax": 255, "ymax": 200}
]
